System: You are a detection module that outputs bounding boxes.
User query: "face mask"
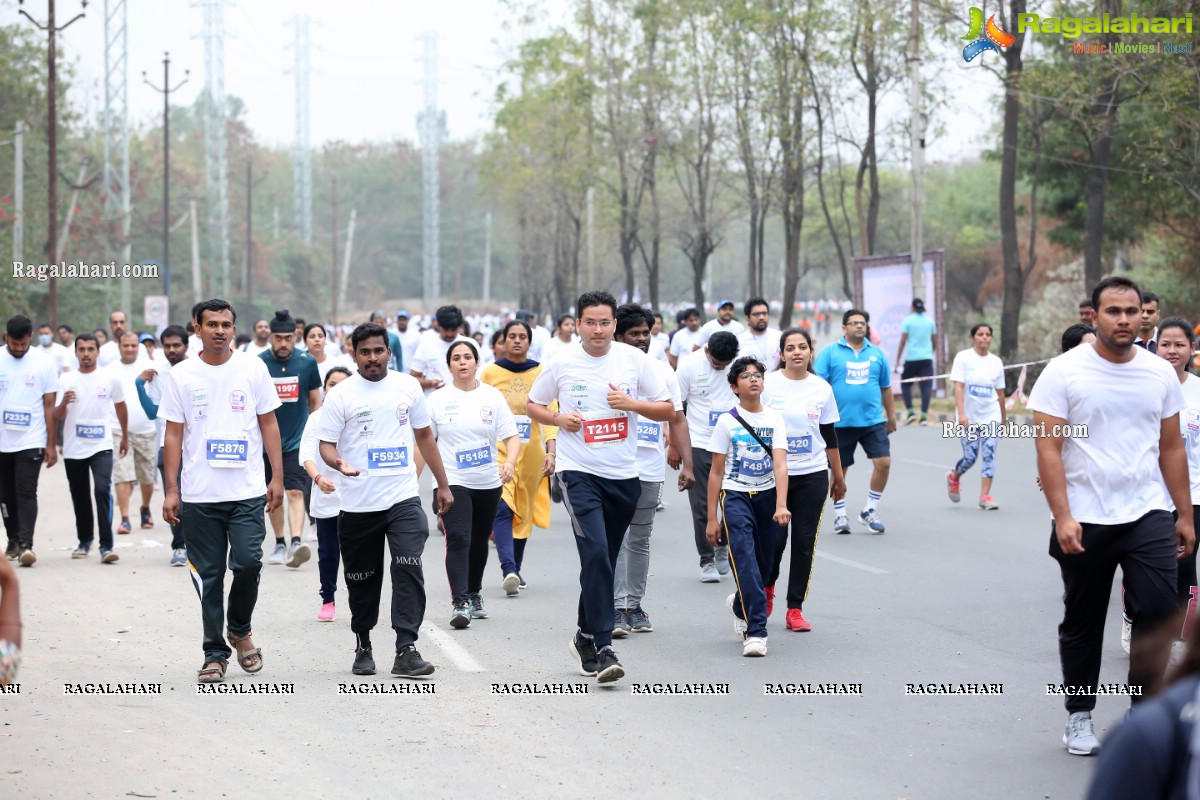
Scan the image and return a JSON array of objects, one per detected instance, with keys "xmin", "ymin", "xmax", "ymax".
[{"xmin": 38, "ymin": 334, "xmax": 52, "ymax": 347}]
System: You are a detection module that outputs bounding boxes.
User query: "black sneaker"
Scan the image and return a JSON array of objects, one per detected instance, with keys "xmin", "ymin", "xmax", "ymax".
[
  {"xmin": 612, "ymin": 608, "xmax": 631, "ymax": 639},
  {"xmin": 595, "ymin": 646, "xmax": 625, "ymax": 683},
  {"xmin": 352, "ymin": 647, "xmax": 376, "ymax": 675},
  {"xmin": 569, "ymin": 631, "xmax": 599, "ymax": 677},
  {"xmin": 5, "ymin": 540, "xmax": 18, "ymax": 560},
  {"xmin": 392, "ymin": 645, "xmax": 435, "ymax": 677}
]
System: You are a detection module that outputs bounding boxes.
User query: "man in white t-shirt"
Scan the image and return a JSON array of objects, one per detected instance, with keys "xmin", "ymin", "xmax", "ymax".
[
  {"xmin": 668, "ymin": 308, "xmax": 703, "ymax": 369},
  {"xmin": 737, "ymin": 298, "xmax": 782, "ymax": 372},
  {"xmin": 650, "ymin": 313, "xmax": 670, "ymax": 364},
  {"xmin": 135, "ymin": 325, "xmax": 190, "ymax": 566},
  {"xmin": 1, "ymin": 315, "xmax": 60, "ymax": 566},
  {"xmin": 98, "ymin": 310, "xmax": 129, "ymax": 367},
  {"xmin": 1030, "ymin": 276, "xmax": 1194, "ymax": 757},
  {"xmin": 56, "ymin": 333, "xmax": 129, "ymax": 563},
  {"xmin": 240, "ymin": 320, "xmax": 271, "ymax": 357},
  {"xmin": 410, "ymin": 305, "xmax": 472, "ymax": 395},
  {"xmin": 524, "ymin": 312, "xmax": 551, "ymax": 362},
  {"xmin": 395, "ymin": 310, "xmax": 422, "ymax": 375},
  {"xmin": 319, "ymin": 322, "xmax": 453, "ymax": 678},
  {"xmin": 36, "ymin": 322, "xmax": 73, "ymax": 373},
  {"xmin": 696, "ymin": 300, "xmax": 745, "ymax": 347},
  {"xmin": 161, "ymin": 299, "xmax": 284, "ymax": 684},
  {"xmin": 610, "ymin": 304, "xmax": 692, "ymax": 637},
  {"xmin": 111, "ymin": 332, "xmax": 159, "ymax": 534},
  {"xmin": 527, "ymin": 291, "xmax": 673, "ymax": 683}
]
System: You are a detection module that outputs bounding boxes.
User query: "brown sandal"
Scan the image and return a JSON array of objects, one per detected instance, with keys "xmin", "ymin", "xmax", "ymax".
[
  {"xmin": 226, "ymin": 630, "xmax": 264, "ymax": 674},
  {"xmin": 198, "ymin": 660, "xmax": 227, "ymax": 683}
]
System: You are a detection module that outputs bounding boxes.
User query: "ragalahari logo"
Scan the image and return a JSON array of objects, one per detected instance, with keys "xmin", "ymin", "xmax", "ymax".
[{"xmin": 962, "ymin": 7, "xmax": 1016, "ymax": 61}]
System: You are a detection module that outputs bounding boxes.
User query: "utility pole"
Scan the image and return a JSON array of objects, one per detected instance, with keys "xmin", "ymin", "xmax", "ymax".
[
  {"xmin": 194, "ymin": 0, "xmax": 230, "ymax": 296},
  {"xmin": 18, "ymin": 0, "xmax": 88, "ymax": 328},
  {"xmin": 338, "ymin": 208, "xmax": 356, "ymax": 317},
  {"xmin": 143, "ymin": 52, "xmax": 189, "ymax": 302},
  {"xmin": 190, "ymin": 199, "xmax": 201, "ymax": 304},
  {"xmin": 290, "ymin": 15, "xmax": 312, "ymax": 243},
  {"xmin": 585, "ymin": 0, "xmax": 595, "ymax": 289},
  {"xmin": 417, "ymin": 31, "xmax": 442, "ymax": 304},
  {"xmin": 908, "ymin": 0, "xmax": 925, "ymax": 300},
  {"xmin": 482, "ymin": 210, "xmax": 492, "ymax": 305},
  {"xmin": 103, "ymin": 0, "xmax": 131, "ymax": 316},
  {"xmin": 12, "ymin": 121, "xmax": 23, "ymax": 264},
  {"xmin": 245, "ymin": 160, "xmax": 252, "ymax": 306},
  {"xmin": 331, "ymin": 176, "xmax": 338, "ymax": 325}
]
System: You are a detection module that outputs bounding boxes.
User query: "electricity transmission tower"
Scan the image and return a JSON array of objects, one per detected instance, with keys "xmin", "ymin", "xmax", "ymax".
[
  {"xmin": 289, "ymin": 15, "xmax": 312, "ymax": 244},
  {"xmin": 194, "ymin": 0, "xmax": 230, "ymax": 297},
  {"xmin": 103, "ymin": 0, "xmax": 131, "ymax": 313},
  {"xmin": 417, "ymin": 32, "xmax": 444, "ymax": 303}
]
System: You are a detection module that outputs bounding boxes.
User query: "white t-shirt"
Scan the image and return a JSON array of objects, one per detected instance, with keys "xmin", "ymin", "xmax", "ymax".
[
  {"xmin": 316, "ymin": 371, "xmax": 429, "ymax": 513},
  {"xmin": 1176, "ymin": 374, "xmax": 1200, "ymax": 507},
  {"xmin": 159, "ymin": 351, "xmax": 282, "ymax": 503},
  {"xmin": 396, "ymin": 326, "xmax": 422, "ymax": 373},
  {"xmin": 540, "ymin": 335, "xmax": 578, "ymax": 365},
  {"xmin": 109, "ymin": 358, "xmax": 158, "ymax": 436},
  {"xmin": 529, "ymin": 325, "xmax": 551, "ymax": 362},
  {"xmin": 669, "ymin": 328, "xmax": 703, "ymax": 361},
  {"xmin": 652, "ymin": 332, "xmax": 671, "ymax": 356},
  {"xmin": 674, "ymin": 347, "xmax": 738, "ymax": 448},
  {"xmin": 1027, "ymin": 344, "xmax": 1185, "ymax": 525},
  {"xmin": 410, "ymin": 334, "xmax": 475, "ymax": 396},
  {"xmin": 241, "ymin": 341, "xmax": 270, "ymax": 358},
  {"xmin": 0, "ymin": 348, "xmax": 58, "ymax": 453},
  {"xmin": 697, "ymin": 318, "xmax": 746, "ymax": 346},
  {"xmin": 429, "ymin": 382, "xmax": 519, "ymax": 490},
  {"xmin": 708, "ymin": 405, "xmax": 786, "ymax": 492},
  {"xmin": 528, "ymin": 340, "xmax": 669, "ymax": 477},
  {"xmin": 142, "ymin": 367, "xmax": 170, "ymax": 448},
  {"xmin": 314, "ymin": 353, "xmax": 354, "ymax": 386},
  {"xmin": 38, "ymin": 341, "xmax": 73, "ymax": 373},
  {"xmin": 57, "ymin": 368, "xmax": 125, "ymax": 460},
  {"xmin": 635, "ymin": 358, "xmax": 683, "ymax": 482},
  {"xmin": 763, "ymin": 371, "xmax": 840, "ymax": 475},
  {"xmin": 298, "ymin": 406, "xmax": 341, "ymax": 519},
  {"xmin": 649, "ymin": 337, "xmax": 669, "ymax": 364},
  {"xmin": 737, "ymin": 328, "xmax": 783, "ymax": 372},
  {"xmin": 950, "ymin": 349, "xmax": 1005, "ymax": 425},
  {"xmin": 98, "ymin": 340, "xmax": 121, "ymax": 367}
]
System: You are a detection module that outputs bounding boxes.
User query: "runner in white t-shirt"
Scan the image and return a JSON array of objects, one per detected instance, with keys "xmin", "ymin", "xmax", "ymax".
[
  {"xmin": 527, "ymin": 291, "xmax": 673, "ymax": 683},
  {"xmin": 695, "ymin": 300, "xmax": 746, "ymax": 347},
  {"xmin": 161, "ymin": 299, "xmax": 284, "ymax": 685},
  {"xmin": 410, "ymin": 305, "xmax": 473, "ymax": 395},
  {"xmin": 945, "ymin": 323, "xmax": 1007, "ymax": 510},
  {"xmin": 429, "ymin": 340, "xmax": 520, "ymax": 628},
  {"xmin": 668, "ymin": 309, "xmax": 703, "ymax": 369},
  {"xmin": 1029, "ymin": 277, "xmax": 1194, "ymax": 757},
  {"xmin": 706, "ymin": 355, "xmax": 791, "ymax": 658},
  {"xmin": 318, "ymin": 322, "xmax": 454, "ymax": 679},
  {"xmin": 55, "ymin": 333, "xmax": 129, "ymax": 562},
  {"xmin": 737, "ymin": 298, "xmax": 782, "ymax": 372},
  {"xmin": 762, "ymin": 328, "xmax": 845, "ymax": 633},
  {"xmin": 540, "ymin": 314, "xmax": 578, "ymax": 365}
]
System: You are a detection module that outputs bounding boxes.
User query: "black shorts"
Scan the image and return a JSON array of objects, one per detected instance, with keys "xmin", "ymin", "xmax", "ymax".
[
  {"xmin": 264, "ymin": 450, "xmax": 308, "ymax": 492},
  {"xmin": 836, "ymin": 423, "xmax": 890, "ymax": 469}
]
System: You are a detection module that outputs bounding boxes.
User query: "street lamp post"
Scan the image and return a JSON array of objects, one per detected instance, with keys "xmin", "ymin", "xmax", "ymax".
[{"xmin": 143, "ymin": 52, "xmax": 189, "ymax": 303}]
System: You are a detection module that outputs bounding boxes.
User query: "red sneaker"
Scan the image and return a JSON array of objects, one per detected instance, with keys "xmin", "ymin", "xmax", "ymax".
[
  {"xmin": 946, "ymin": 471, "xmax": 961, "ymax": 503},
  {"xmin": 786, "ymin": 608, "xmax": 811, "ymax": 632},
  {"xmin": 765, "ymin": 585, "xmax": 775, "ymax": 618}
]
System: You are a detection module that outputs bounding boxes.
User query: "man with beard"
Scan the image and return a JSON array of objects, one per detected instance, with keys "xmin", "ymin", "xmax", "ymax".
[
  {"xmin": 110, "ymin": 332, "xmax": 158, "ymax": 534},
  {"xmin": 737, "ymin": 298, "xmax": 782, "ymax": 372},
  {"xmin": 240, "ymin": 320, "xmax": 271, "ymax": 357},
  {"xmin": 697, "ymin": 300, "xmax": 745, "ymax": 347},
  {"xmin": 260, "ymin": 310, "xmax": 320, "ymax": 568}
]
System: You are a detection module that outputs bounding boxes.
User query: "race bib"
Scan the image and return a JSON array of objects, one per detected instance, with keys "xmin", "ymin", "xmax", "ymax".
[
  {"xmin": 367, "ymin": 444, "xmax": 409, "ymax": 476},
  {"xmin": 456, "ymin": 441, "xmax": 494, "ymax": 469},
  {"xmin": 273, "ymin": 376, "xmax": 301, "ymax": 403},
  {"xmin": 514, "ymin": 415, "xmax": 532, "ymax": 443},
  {"xmin": 206, "ymin": 432, "xmax": 249, "ymax": 468},
  {"xmin": 75, "ymin": 419, "xmax": 107, "ymax": 440},
  {"xmin": 581, "ymin": 412, "xmax": 629, "ymax": 446},
  {"xmin": 735, "ymin": 452, "xmax": 772, "ymax": 479},
  {"xmin": 707, "ymin": 409, "xmax": 724, "ymax": 427},
  {"xmin": 967, "ymin": 383, "xmax": 994, "ymax": 399},
  {"xmin": 637, "ymin": 420, "xmax": 663, "ymax": 448},
  {"xmin": 787, "ymin": 435, "xmax": 813, "ymax": 455},
  {"xmin": 2, "ymin": 407, "xmax": 32, "ymax": 431},
  {"xmin": 846, "ymin": 361, "xmax": 870, "ymax": 385}
]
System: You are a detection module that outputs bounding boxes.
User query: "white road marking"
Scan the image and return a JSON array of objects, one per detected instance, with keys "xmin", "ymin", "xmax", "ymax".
[
  {"xmin": 815, "ymin": 551, "xmax": 890, "ymax": 575},
  {"xmin": 899, "ymin": 458, "xmax": 949, "ymax": 471},
  {"xmin": 420, "ymin": 621, "xmax": 485, "ymax": 672}
]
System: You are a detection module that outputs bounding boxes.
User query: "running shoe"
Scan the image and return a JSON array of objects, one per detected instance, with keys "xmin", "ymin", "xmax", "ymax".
[
  {"xmin": 613, "ymin": 609, "xmax": 631, "ymax": 639},
  {"xmin": 518, "ymin": 574, "xmax": 527, "ymax": 590},
  {"xmin": 595, "ymin": 646, "xmax": 625, "ymax": 683},
  {"xmin": 742, "ymin": 636, "xmax": 768, "ymax": 657},
  {"xmin": 267, "ymin": 541, "xmax": 287, "ymax": 565},
  {"xmin": 699, "ymin": 562, "xmax": 721, "ymax": 583},
  {"xmin": 17, "ymin": 548, "xmax": 36, "ymax": 567},
  {"xmin": 468, "ymin": 593, "xmax": 489, "ymax": 619},
  {"xmin": 392, "ymin": 645, "xmax": 435, "ymax": 677},
  {"xmin": 1121, "ymin": 618, "xmax": 1132, "ymax": 655},
  {"xmin": 570, "ymin": 631, "xmax": 599, "ymax": 677},
  {"xmin": 352, "ymin": 647, "xmax": 376, "ymax": 675},
  {"xmin": 72, "ymin": 545, "xmax": 90, "ymax": 559},
  {"xmin": 786, "ymin": 608, "xmax": 811, "ymax": 632},
  {"xmin": 765, "ymin": 586, "xmax": 775, "ymax": 618},
  {"xmin": 903, "ymin": 410, "xmax": 917, "ymax": 426},
  {"xmin": 714, "ymin": 546, "xmax": 731, "ymax": 575},
  {"xmin": 502, "ymin": 572, "xmax": 521, "ymax": 596},
  {"xmin": 140, "ymin": 506, "xmax": 154, "ymax": 529},
  {"xmin": 919, "ymin": 415, "xmax": 930, "ymax": 427},
  {"xmin": 978, "ymin": 495, "xmax": 999, "ymax": 511},
  {"xmin": 285, "ymin": 541, "xmax": 312, "ymax": 568},
  {"xmin": 5, "ymin": 540, "xmax": 18, "ymax": 560},
  {"xmin": 100, "ymin": 549, "xmax": 119, "ymax": 564},
  {"xmin": 450, "ymin": 601, "xmax": 472, "ymax": 629},
  {"xmin": 1063, "ymin": 712, "xmax": 1100, "ymax": 756},
  {"xmin": 170, "ymin": 548, "xmax": 187, "ymax": 567},
  {"xmin": 656, "ymin": 499, "xmax": 665, "ymax": 512},
  {"xmin": 117, "ymin": 518, "xmax": 132, "ymax": 535},
  {"xmin": 317, "ymin": 602, "xmax": 335, "ymax": 622},
  {"xmin": 947, "ymin": 471, "xmax": 961, "ymax": 503},
  {"xmin": 833, "ymin": 514, "xmax": 850, "ymax": 535},
  {"xmin": 726, "ymin": 593, "xmax": 748, "ymax": 639},
  {"xmin": 628, "ymin": 606, "xmax": 653, "ymax": 633},
  {"xmin": 859, "ymin": 509, "xmax": 886, "ymax": 534}
]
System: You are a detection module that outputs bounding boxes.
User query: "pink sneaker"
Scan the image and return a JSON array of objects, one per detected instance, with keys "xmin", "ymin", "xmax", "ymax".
[
  {"xmin": 765, "ymin": 585, "xmax": 775, "ymax": 618},
  {"xmin": 317, "ymin": 602, "xmax": 335, "ymax": 622},
  {"xmin": 946, "ymin": 471, "xmax": 961, "ymax": 503},
  {"xmin": 978, "ymin": 495, "xmax": 999, "ymax": 511}
]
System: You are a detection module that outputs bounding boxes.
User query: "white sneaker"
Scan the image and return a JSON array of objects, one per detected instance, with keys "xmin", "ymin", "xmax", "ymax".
[
  {"xmin": 699, "ymin": 562, "xmax": 721, "ymax": 583},
  {"xmin": 726, "ymin": 593, "xmax": 748, "ymax": 640},
  {"xmin": 1063, "ymin": 711, "xmax": 1100, "ymax": 756},
  {"xmin": 502, "ymin": 572, "xmax": 521, "ymax": 596},
  {"xmin": 742, "ymin": 636, "xmax": 768, "ymax": 657},
  {"xmin": 267, "ymin": 541, "xmax": 287, "ymax": 565},
  {"xmin": 833, "ymin": 514, "xmax": 850, "ymax": 534},
  {"xmin": 1121, "ymin": 618, "xmax": 1132, "ymax": 654},
  {"xmin": 285, "ymin": 541, "xmax": 311, "ymax": 568},
  {"xmin": 714, "ymin": 546, "xmax": 731, "ymax": 576}
]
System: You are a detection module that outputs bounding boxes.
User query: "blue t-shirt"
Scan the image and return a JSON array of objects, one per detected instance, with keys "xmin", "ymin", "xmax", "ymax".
[
  {"xmin": 901, "ymin": 313, "xmax": 936, "ymax": 361},
  {"xmin": 812, "ymin": 338, "xmax": 891, "ymax": 428},
  {"xmin": 388, "ymin": 332, "xmax": 403, "ymax": 372}
]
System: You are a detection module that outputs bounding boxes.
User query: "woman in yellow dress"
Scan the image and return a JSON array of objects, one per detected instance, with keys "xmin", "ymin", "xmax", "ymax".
[{"xmin": 481, "ymin": 319, "xmax": 557, "ymax": 594}]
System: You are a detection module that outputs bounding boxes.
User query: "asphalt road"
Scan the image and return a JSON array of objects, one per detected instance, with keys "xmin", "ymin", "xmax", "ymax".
[{"xmin": 2, "ymin": 422, "xmax": 1130, "ymax": 799}]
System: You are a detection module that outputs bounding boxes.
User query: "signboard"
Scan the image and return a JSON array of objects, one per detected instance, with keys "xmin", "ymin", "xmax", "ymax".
[{"xmin": 144, "ymin": 295, "xmax": 169, "ymax": 329}]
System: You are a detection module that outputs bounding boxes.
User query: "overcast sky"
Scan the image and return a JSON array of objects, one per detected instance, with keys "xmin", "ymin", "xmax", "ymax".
[{"xmin": 13, "ymin": 0, "xmax": 996, "ymax": 164}]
